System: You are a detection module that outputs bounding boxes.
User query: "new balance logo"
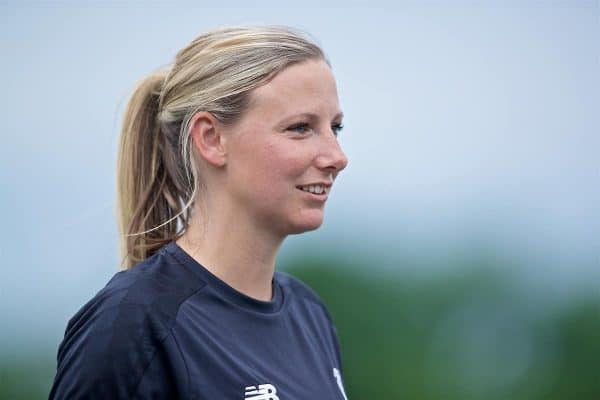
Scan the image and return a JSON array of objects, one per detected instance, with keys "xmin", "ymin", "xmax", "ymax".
[{"xmin": 244, "ymin": 384, "xmax": 279, "ymax": 400}]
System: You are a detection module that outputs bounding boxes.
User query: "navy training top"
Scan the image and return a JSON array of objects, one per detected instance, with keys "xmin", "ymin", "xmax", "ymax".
[{"xmin": 49, "ymin": 241, "xmax": 349, "ymax": 399}]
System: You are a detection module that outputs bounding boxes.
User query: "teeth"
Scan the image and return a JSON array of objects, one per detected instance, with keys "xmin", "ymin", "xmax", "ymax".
[{"xmin": 300, "ymin": 185, "xmax": 326, "ymax": 194}]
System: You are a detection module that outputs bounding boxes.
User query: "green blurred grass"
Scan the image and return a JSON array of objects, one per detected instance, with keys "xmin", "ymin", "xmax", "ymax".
[{"xmin": 287, "ymin": 256, "xmax": 600, "ymax": 400}]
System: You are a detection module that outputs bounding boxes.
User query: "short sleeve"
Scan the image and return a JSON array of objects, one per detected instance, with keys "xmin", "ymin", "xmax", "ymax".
[{"xmin": 48, "ymin": 302, "xmax": 179, "ymax": 399}]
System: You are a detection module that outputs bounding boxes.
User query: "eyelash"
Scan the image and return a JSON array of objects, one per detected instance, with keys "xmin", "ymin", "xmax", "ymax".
[{"xmin": 287, "ymin": 122, "xmax": 344, "ymax": 136}]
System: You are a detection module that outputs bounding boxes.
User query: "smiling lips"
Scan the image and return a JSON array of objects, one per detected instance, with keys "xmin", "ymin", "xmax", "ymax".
[
  {"xmin": 296, "ymin": 182, "xmax": 332, "ymax": 201},
  {"xmin": 298, "ymin": 185, "xmax": 327, "ymax": 195},
  {"xmin": 296, "ymin": 182, "xmax": 332, "ymax": 195}
]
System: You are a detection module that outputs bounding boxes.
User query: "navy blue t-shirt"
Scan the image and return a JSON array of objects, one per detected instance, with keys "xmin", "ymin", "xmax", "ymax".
[{"xmin": 49, "ymin": 241, "xmax": 349, "ymax": 399}]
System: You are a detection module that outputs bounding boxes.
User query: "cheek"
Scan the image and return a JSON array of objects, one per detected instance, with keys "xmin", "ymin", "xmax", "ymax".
[
  {"xmin": 251, "ymin": 142, "xmax": 310, "ymax": 203},
  {"xmin": 231, "ymin": 131, "xmax": 312, "ymax": 199}
]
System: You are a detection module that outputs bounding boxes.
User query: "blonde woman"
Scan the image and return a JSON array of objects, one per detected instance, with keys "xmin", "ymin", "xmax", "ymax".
[{"xmin": 49, "ymin": 26, "xmax": 349, "ymax": 399}]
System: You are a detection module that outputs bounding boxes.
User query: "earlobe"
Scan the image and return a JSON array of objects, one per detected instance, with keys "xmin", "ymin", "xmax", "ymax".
[{"xmin": 189, "ymin": 111, "xmax": 227, "ymax": 167}]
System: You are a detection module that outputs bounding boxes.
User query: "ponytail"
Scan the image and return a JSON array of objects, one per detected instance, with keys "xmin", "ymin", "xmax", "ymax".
[{"xmin": 116, "ymin": 69, "xmax": 191, "ymax": 269}]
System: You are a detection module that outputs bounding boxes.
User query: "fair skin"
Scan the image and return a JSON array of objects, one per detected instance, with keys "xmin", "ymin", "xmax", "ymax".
[{"xmin": 176, "ymin": 59, "xmax": 348, "ymax": 301}]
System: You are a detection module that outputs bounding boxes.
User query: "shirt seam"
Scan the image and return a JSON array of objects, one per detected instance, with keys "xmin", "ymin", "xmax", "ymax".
[
  {"xmin": 166, "ymin": 287, "xmax": 209, "ymax": 399},
  {"xmin": 169, "ymin": 325, "xmax": 191, "ymax": 398},
  {"xmin": 131, "ymin": 286, "xmax": 205, "ymax": 398}
]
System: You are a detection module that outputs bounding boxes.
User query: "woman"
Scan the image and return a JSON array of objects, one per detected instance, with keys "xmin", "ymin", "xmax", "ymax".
[{"xmin": 49, "ymin": 25, "xmax": 349, "ymax": 399}]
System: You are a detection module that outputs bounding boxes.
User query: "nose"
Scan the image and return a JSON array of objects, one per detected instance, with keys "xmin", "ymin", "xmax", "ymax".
[{"xmin": 316, "ymin": 131, "xmax": 349, "ymax": 176}]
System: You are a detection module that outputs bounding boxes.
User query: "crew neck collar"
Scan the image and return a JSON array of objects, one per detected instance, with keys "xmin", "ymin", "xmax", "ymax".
[{"xmin": 163, "ymin": 241, "xmax": 284, "ymax": 315}]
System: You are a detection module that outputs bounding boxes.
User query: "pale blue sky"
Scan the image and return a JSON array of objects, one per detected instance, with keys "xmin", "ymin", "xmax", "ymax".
[{"xmin": 1, "ymin": 1, "xmax": 598, "ymax": 353}]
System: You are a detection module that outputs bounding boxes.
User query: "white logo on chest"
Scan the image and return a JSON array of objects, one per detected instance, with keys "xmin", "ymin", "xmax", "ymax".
[{"xmin": 244, "ymin": 384, "xmax": 279, "ymax": 400}]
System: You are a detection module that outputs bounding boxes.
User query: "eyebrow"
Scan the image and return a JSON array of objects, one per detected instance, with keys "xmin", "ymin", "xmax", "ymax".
[{"xmin": 280, "ymin": 111, "xmax": 344, "ymax": 124}]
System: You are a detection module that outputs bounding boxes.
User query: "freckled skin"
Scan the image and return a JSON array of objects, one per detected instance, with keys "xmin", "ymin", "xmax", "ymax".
[{"xmin": 224, "ymin": 59, "xmax": 348, "ymax": 238}]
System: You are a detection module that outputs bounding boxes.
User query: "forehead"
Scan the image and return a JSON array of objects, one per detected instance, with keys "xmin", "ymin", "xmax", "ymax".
[{"xmin": 246, "ymin": 59, "xmax": 340, "ymax": 119}]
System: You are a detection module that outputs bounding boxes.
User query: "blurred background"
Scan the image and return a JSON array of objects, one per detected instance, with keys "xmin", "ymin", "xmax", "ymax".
[{"xmin": 1, "ymin": 1, "xmax": 598, "ymax": 398}]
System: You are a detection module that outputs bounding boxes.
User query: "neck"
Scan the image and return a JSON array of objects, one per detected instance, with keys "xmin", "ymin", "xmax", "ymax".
[{"xmin": 176, "ymin": 200, "xmax": 284, "ymax": 302}]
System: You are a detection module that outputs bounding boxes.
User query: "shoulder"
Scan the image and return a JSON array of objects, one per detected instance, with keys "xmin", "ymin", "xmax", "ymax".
[
  {"xmin": 65, "ymin": 245, "xmax": 205, "ymax": 338},
  {"xmin": 50, "ymin": 245, "xmax": 205, "ymax": 399},
  {"xmin": 275, "ymin": 270, "xmax": 333, "ymax": 322},
  {"xmin": 275, "ymin": 270, "xmax": 345, "ymax": 367}
]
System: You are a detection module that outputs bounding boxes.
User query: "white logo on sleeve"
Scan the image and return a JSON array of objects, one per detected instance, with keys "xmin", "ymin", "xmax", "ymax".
[
  {"xmin": 244, "ymin": 384, "xmax": 279, "ymax": 400},
  {"xmin": 333, "ymin": 367, "xmax": 348, "ymax": 400}
]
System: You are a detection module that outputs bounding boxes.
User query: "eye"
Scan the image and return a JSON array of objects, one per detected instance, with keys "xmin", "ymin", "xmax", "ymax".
[
  {"xmin": 331, "ymin": 123, "xmax": 344, "ymax": 137},
  {"xmin": 287, "ymin": 122, "xmax": 310, "ymax": 134},
  {"xmin": 286, "ymin": 122, "xmax": 344, "ymax": 137}
]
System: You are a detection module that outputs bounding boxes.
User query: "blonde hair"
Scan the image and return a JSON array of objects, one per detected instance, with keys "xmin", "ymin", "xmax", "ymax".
[{"xmin": 116, "ymin": 26, "xmax": 327, "ymax": 268}]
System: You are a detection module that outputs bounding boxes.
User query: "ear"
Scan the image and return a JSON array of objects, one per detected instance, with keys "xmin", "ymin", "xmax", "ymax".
[{"xmin": 188, "ymin": 111, "xmax": 227, "ymax": 167}]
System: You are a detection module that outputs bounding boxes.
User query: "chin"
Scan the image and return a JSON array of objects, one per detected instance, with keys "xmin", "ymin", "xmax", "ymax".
[{"xmin": 287, "ymin": 215, "xmax": 325, "ymax": 235}]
